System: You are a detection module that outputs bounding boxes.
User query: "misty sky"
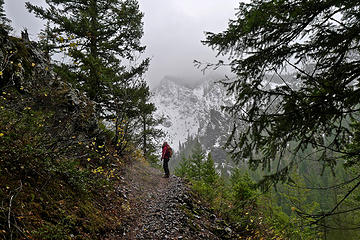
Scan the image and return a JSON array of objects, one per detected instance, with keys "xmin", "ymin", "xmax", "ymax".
[{"xmin": 5, "ymin": 0, "xmax": 239, "ymax": 87}]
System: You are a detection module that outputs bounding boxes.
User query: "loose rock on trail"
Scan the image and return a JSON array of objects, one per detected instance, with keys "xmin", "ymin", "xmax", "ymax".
[{"xmin": 104, "ymin": 159, "xmax": 235, "ymax": 240}]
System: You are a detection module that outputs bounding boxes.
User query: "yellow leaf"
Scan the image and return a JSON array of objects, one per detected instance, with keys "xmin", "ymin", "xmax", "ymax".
[
  {"xmin": 0, "ymin": 133, "xmax": 4, "ymax": 137},
  {"xmin": 31, "ymin": 63, "xmax": 36, "ymax": 67},
  {"xmin": 0, "ymin": 71, "xmax": 2, "ymax": 76}
]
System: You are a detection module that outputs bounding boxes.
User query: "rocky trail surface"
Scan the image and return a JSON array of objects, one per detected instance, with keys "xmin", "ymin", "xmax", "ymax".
[{"xmin": 106, "ymin": 159, "xmax": 237, "ymax": 240}]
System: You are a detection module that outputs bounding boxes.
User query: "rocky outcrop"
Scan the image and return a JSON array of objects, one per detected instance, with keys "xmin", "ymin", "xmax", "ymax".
[
  {"xmin": 0, "ymin": 29, "xmax": 113, "ymax": 239},
  {"xmin": 0, "ymin": 33, "xmax": 103, "ymax": 143}
]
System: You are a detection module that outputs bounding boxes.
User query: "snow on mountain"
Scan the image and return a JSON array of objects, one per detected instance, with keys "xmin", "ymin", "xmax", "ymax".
[
  {"xmin": 151, "ymin": 75, "xmax": 233, "ymax": 151},
  {"xmin": 150, "ymin": 73, "xmax": 299, "ymax": 175}
]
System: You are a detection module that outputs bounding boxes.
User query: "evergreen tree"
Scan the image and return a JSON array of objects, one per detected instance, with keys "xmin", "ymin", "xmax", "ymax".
[
  {"xmin": 174, "ymin": 155, "xmax": 191, "ymax": 178},
  {"xmin": 175, "ymin": 139, "xmax": 205, "ymax": 180},
  {"xmin": 174, "ymin": 139, "xmax": 221, "ymax": 184},
  {"xmin": 137, "ymin": 84, "xmax": 164, "ymax": 159},
  {"xmin": 203, "ymin": 0, "xmax": 360, "ymax": 215},
  {"xmin": 26, "ymin": 0, "xmax": 149, "ymax": 113},
  {"xmin": 110, "ymin": 82, "xmax": 149, "ymax": 154},
  {"xmin": 202, "ymin": 153, "xmax": 218, "ymax": 185},
  {"xmin": 0, "ymin": 0, "xmax": 12, "ymax": 32},
  {"xmin": 189, "ymin": 140, "xmax": 205, "ymax": 180},
  {"xmin": 37, "ymin": 21, "xmax": 53, "ymax": 61},
  {"xmin": 105, "ymin": 82, "xmax": 163, "ymax": 159}
]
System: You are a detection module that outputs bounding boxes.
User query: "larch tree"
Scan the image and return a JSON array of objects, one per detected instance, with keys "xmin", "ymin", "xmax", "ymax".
[
  {"xmin": 203, "ymin": 0, "xmax": 360, "ymax": 223},
  {"xmin": 26, "ymin": 0, "xmax": 149, "ymax": 113}
]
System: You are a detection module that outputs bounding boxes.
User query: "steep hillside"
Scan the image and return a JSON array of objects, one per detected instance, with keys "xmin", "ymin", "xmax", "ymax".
[{"xmin": 0, "ymin": 31, "xmax": 136, "ymax": 239}]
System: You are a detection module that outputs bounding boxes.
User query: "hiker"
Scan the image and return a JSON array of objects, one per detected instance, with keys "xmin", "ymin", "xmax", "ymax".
[{"xmin": 161, "ymin": 141, "xmax": 172, "ymax": 178}]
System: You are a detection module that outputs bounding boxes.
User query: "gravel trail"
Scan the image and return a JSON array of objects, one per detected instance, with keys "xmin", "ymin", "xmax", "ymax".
[{"xmin": 119, "ymin": 160, "xmax": 226, "ymax": 240}]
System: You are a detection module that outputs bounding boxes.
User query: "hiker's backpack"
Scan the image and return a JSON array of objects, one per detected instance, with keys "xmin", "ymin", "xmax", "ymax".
[{"xmin": 165, "ymin": 146, "xmax": 173, "ymax": 158}]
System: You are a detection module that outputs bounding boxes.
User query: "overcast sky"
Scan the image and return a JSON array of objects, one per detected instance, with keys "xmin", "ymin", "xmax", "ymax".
[{"xmin": 5, "ymin": 0, "xmax": 240, "ymax": 87}]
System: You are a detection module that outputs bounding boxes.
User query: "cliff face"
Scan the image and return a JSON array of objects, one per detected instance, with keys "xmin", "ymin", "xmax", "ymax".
[
  {"xmin": 151, "ymin": 75, "xmax": 237, "ymax": 175},
  {"xmin": 151, "ymin": 76, "xmax": 233, "ymax": 149}
]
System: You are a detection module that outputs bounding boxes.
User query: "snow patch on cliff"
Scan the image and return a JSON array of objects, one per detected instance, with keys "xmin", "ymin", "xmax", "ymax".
[{"xmin": 151, "ymin": 75, "xmax": 232, "ymax": 151}]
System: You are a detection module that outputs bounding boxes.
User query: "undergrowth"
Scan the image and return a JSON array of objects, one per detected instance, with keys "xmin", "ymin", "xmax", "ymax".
[
  {"xmin": 175, "ymin": 145, "xmax": 320, "ymax": 239},
  {"xmin": 0, "ymin": 35, "xmax": 133, "ymax": 239}
]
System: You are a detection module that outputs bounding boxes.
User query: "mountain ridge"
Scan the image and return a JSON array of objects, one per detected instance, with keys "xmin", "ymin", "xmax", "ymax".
[{"xmin": 151, "ymin": 75, "xmax": 233, "ymax": 151}]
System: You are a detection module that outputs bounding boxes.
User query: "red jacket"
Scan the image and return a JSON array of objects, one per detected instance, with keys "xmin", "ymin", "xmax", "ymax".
[{"xmin": 162, "ymin": 144, "xmax": 169, "ymax": 159}]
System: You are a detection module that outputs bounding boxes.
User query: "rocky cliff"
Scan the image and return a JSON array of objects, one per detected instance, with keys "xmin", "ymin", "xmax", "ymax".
[
  {"xmin": 151, "ymin": 75, "xmax": 236, "ymax": 175},
  {"xmin": 151, "ymin": 75, "xmax": 233, "ymax": 149}
]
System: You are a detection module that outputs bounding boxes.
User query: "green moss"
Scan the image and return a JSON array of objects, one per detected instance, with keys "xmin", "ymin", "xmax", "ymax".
[
  {"xmin": 79, "ymin": 200, "xmax": 107, "ymax": 232},
  {"xmin": 32, "ymin": 223, "xmax": 71, "ymax": 240}
]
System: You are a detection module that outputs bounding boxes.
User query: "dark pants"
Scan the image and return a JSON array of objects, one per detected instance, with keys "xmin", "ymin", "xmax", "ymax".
[{"xmin": 163, "ymin": 158, "xmax": 170, "ymax": 177}]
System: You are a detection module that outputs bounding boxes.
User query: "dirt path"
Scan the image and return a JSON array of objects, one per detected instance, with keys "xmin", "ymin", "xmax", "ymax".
[{"xmin": 113, "ymin": 159, "xmax": 230, "ymax": 240}]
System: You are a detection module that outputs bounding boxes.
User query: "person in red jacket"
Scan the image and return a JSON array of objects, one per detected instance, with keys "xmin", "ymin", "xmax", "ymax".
[{"xmin": 161, "ymin": 141, "xmax": 171, "ymax": 178}]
